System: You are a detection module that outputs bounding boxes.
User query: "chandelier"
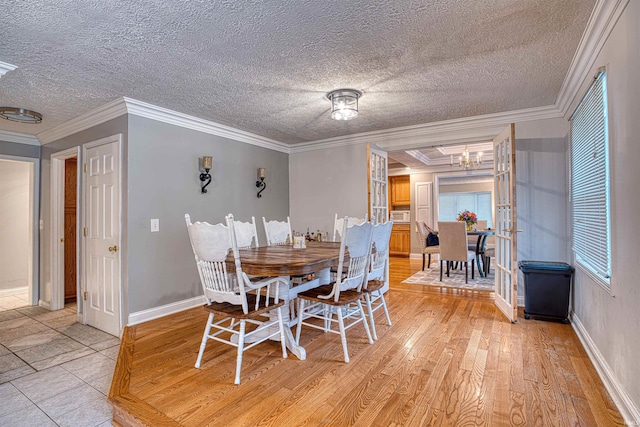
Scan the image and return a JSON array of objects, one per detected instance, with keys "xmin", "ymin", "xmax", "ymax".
[
  {"xmin": 451, "ymin": 145, "xmax": 482, "ymax": 170},
  {"xmin": 326, "ymin": 89, "xmax": 362, "ymax": 120}
]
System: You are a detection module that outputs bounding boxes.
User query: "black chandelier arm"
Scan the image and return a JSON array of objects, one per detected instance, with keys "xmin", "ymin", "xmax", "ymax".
[
  {"xmin": 256, "ymin": 178, "xmax": 266, "ymax": 198},
  {"xmin": 200, "ymin": 170, "xmax": 212, "ymax": 193}
]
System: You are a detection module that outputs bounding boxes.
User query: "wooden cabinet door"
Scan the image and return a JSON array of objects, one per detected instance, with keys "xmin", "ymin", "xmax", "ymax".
[
  {"xmin": 389, "ymin": 224, "xmax": 410, "ymax": 256},
  {"xmin": 64, "ymin": 158, "xmax": 77, "ymax": 303},
  {"xmin": 390, "ymin": 175, "xmax": 410, "ymax": 207}
]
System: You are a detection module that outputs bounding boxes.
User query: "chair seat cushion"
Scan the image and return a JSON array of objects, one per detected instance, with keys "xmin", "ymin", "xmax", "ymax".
[
  {"xmin": 298, "ymin": 284, "xmax": 363, "ymax": 305},
  {"xmin": 204, "ymin": 293, "xmax": 285, "ymax": 319},
  {"xmin": 423, "ymin": 246, "xmax": 440, "ymax": 254}
]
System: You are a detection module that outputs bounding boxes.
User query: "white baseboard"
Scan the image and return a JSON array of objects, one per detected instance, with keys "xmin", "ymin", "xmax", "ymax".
[
  {"xmin": 128, "ymin": 295, "xmax": 206, "ymax": 326},
  {"xmin": 571, "ymin": 312, "xmax": 640, "ymax": 426},
  {"xmin": 0, "ymin": 286, "xmax": 28, "ymax": 295},
  {"xmin": 38, "ymin": 300, "xmax": 51, "ymax": 309}
]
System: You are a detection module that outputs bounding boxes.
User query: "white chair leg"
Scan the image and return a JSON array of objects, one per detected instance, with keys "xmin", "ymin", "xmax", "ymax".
[
  {"xmin": 358, "ymin": 300, "xmax": 374, "ymax": 345},
  {"xmin": 337, "ymin": 307, "xmax": 349, "ymax": 363},
  {"xmin": 378, "ymin": 291, "xmax": 392, "ymax": 326},
  {"xmin": 195, "ymin": 312, "xmax": 214, "ymax": 368},
  {"xmin": 364, "ymin": 293, "xmax": 377, "ymax": 341},
  {"xmin": 277, "ymin": 307, "xmax": 288, "ymax": 359},
  {"xmin": 324, "ymin": 304, "xmax": 332, "ymax": 332},
  {"xmin": 295, "ymin": 298, "xmax": 304, "ymax": 345},
  {"xmin": 234, "ymin": 320, "xmax": 246, "ymax": 385}
]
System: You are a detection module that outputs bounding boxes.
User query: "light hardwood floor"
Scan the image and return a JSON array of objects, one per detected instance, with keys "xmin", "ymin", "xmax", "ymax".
[{"xmin": 110, "ymin": 257, "xmax": 624, "ymax": 426}]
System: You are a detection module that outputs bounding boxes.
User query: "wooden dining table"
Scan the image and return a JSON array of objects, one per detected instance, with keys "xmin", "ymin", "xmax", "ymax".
[{"xmin": 226, "ymin": 241, "xmax": 343, "ymax": 360}]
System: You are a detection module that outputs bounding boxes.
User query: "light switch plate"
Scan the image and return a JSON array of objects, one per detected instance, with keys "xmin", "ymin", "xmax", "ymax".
[{"xmin": 151, "ymin": 219, "xmax": 159, "ymax": 232}]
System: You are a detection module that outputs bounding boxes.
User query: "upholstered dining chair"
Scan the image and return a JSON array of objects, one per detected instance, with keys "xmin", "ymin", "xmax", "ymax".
[
  {"xmin": 185, "ymin": 214, "xmax": 288, "ymax": 384},
  {"xmin": 296, "ymin": 219, "xmax": 374, "ymax": 363},
  {"xmin": 416, "ymin": 221, "xmax": 440, "ymax": 270},
  {"xmin": 363, "ymin": 220, "xmax": 393, "ymax": 340},
  {"xmin": 437, "ymin": 221, "xmax": 476, "ymax": 284},
  {"xmin": 262, "ymin": 216, "xmax": 292, "ymax": 246},
  {"xmin": 333, "ymin": 213, "xmax": 368, "ymax": 242}
]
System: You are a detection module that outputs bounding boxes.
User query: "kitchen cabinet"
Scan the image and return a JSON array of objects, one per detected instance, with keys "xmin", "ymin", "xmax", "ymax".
[
  {"xmin": 389, "ymin": 223, "xmax": 411, "ymax": 256},
  {"xmin": 390, "ymin": 175, "xmax": 410, "ymax": 207}
]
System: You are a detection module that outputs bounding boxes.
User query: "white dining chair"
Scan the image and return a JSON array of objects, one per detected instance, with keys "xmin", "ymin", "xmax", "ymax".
[
  {"xmin": 363, "ymin": 220, "xmax": 393, "ymax": 340},
  {"xmin": 262, "ymin": 216, "xmax": 292, "ymax": 246},
  {"xmin": 185, "ymin": 213, "xmax": 288, "ymax": 384},
  {"xmin": 232, "ymin": 216, "xmax": 259, "ymax": 249},
  {"xmin": 332, "ymin": 213, "xmax": 368, "ymax": 242},
  {"xmin": 437, "ymin": 221, "xmax": 476, "ymax": 283},
  {"xmin": 295, "ymin": 219, "xmax": 374, "ymax": 363}
]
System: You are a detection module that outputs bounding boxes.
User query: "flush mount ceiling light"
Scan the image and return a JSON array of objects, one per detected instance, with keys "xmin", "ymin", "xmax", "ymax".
[
  {"xmin": 326, "ymin": 89, "xmax": 362, "ymax": 121},
  {"xmin": 0, "ymin": 107, "xmax": 43, "ymax": 124}
]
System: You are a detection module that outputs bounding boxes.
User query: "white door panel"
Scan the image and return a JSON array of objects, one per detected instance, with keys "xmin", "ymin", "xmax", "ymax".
[
  {"xmin": 415, "ymin": 182, "xmax": 433, "ymax": 227},
  {"xmin": 493, "ymin": 124, "xmax": 518, "ymax": 322},
  {"xmin": 84, "ymin": 136, "xmax": 121, "ymax": 336}
]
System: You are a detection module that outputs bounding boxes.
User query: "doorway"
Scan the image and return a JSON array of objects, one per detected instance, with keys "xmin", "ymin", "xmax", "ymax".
[{"xmin": 0, "ymin": 155, "xmax": 39, "ymax": 310}]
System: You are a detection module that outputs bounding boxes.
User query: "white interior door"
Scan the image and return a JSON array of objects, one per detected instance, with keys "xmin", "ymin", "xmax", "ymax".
[
  {"xmin": 493, "ymin": 124, "xmax": 518, "ymax": 322},
  {"xmin": 84, "ymin": 135, "xmax": 121, "ymax": 336},
  {"xmin": 368, "ymin": 144, "xmax": 388, "ymax": 225},
  {"xmin": 415, "ymin": 182, "xmax": 433, "ymax": 227}
]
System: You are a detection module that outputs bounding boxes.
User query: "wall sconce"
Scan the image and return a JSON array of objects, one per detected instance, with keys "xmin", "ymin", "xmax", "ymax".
[
  {"xmin": 256, "ymin": 167, "xmax": 266, "ymax": 198},
  {"xmin": 200, "ymin": 156, "xmax": 212, "ymax": 193}
]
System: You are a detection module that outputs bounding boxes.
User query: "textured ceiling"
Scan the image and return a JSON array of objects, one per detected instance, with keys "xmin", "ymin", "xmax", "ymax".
[{"xmin": 0, "ymin": 0, "xmax": 595, "ymax": 144}]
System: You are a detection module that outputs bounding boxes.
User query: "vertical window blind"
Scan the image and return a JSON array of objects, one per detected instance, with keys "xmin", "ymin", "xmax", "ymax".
[{"xmin": 570, "ymin": 70, "xmax": 611, "ymax": 284}]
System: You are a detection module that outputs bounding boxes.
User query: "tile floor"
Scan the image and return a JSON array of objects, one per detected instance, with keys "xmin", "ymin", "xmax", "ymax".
[{"xmin": 0, "ymin": 297, "xmax": 119, "ymax": 426}]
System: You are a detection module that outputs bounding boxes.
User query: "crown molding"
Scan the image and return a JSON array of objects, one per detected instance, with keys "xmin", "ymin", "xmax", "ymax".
[
  {"xmin": 0, "ymin": 130, "xmax": 40, "ymax": 146},
  {"xmin": 289, "ymin": 104, "xmax": 561, "ymax": 154},
  {"xmin": 555, "ymin": 0, "xmax": 630, "ymax": 116},
  {"xmin": 123, "ymin": 98, "xmax": 289, "ymax": 154},
  {"xmin": 0, "ymin": 61, "xmax": 17, "ymax": 80},
  {"xmin": 37, "ymin": 98, "xmax": 128, "ymax": 145}
]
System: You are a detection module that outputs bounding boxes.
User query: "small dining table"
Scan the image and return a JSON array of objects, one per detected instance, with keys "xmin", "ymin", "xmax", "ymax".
[
  {"xmin": 226, "ymin": 241, "xmax": 343, "ymax": 360},
  {"xmin": 467, "ymin": 229, "xmax": 494, "ymax": 277}
]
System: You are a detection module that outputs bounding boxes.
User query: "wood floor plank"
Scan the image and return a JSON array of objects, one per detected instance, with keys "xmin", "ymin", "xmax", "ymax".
[{"xmin": 109, "ymin": 257, "xmax": 625, "ymax": 427}]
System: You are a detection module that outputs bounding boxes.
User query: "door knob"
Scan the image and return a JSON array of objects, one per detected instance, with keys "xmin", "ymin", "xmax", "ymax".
[
  {"xmin": 503, "ymin": 228, "xmax": 523, "ymax": 233},
  {"xmin": 108, "ymin": 245, "xmax": 118, "ymax": 253},
  {"xmin": 60, "ymin": 238, "xmax": 64, "ymax": 243}
]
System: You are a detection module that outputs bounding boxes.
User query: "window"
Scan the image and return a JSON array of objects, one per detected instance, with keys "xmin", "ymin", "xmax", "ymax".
[
  {"xmin": 439, "ymin": 191, "xmax": 492, "ymax": 228},
  {"xmin": 570, "ymin": 69, "xmax": 611, "ymax": 287}
]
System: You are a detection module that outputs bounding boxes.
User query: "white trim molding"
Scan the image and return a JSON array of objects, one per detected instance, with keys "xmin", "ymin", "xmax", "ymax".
[
  {"xmin": 555, "ymin": 0, "xmax": 630, "ymax": 116},
  {"xmin": 128, "ymin": 295, "xmax": 207, "ymax": 326},
  {"xmin": 571, "ymin": 312, "xmax": 640, "ymax": 426},
  {"xmin": 0, "ymin": 60, "xmax": 17, "ymax": 80},
  {"xmin": 37, "ymin": 98, "xmax": 128, "ymax": 145},
  {"xmin": 0, "ymin": 130, "xmax": 40, "ymax": 146},
  {"xmin": 290, "ymin": 105, "xmax": 562, "ymax": 154}
]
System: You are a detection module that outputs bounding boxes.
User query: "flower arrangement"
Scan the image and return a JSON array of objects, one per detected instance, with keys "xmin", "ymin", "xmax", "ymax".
[{"xmin": 457, "ymin": 210, "xmax": 477, "ymax": 230}]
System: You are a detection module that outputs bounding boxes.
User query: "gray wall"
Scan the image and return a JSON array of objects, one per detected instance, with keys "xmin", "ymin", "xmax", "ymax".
[
  {"xmin": 126, "ymin": 115, "xmax": 289, "ymax": 313},
  {"xmin": 289, "ymin": 144, "xmax": 368, "ymax": 235},
  {"xmin": 567, "ymin": 0, "xmax": 640, "ymax": 416},
  {"xmin": 0, "ymin": 140, "xmax": 40, "ymax": 158},
  {"xmin": 39, "ymin": 115, "xmax": 129, "ymax": 305}
]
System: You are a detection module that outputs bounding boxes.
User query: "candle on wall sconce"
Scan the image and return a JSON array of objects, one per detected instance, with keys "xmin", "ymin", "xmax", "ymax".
[
  {"xmin": 200, "ymin": 156, "xmax": 212, "ymax": 193},
  {"xmin": 256, "ymin": 167, "xmax": 266, "ymax": 198}
]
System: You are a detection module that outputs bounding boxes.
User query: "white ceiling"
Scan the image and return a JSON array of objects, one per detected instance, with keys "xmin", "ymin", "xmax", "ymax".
[
  {"xmin": 388, "ymin": 142, "xmax": 493, "ymax": 171},
  {"xmin": 0, "ymin": 0, "xmax": 595, "ymax": 144}
]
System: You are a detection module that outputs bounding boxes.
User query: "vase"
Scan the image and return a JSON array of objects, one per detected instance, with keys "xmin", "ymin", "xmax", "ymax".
[{"xmin": 466, "ymin": 222, "xmax": 474, "ymax": 231}]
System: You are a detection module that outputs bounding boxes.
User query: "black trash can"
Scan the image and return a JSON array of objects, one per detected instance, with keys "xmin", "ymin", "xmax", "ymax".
[{"xmin": 518, "ymin": 261, "xmax": 574, "ymax": 323}]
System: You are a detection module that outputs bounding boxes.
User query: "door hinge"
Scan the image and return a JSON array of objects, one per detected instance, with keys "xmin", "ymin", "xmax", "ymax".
[
  {"xmin": 84, "ymin": 164, "xmax": 88, "ymax": 173},
  {"xmin": 83, "ymin": 228, "xmax": 87, "ymax": 237},
  {"xmin": 83, "ymin": 291, "xmax": 87, "ymax": 301}
]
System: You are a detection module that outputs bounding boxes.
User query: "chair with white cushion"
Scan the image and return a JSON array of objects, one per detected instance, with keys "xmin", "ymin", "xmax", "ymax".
[
  {"xmin": 262, "ymin": 216, "xmax": 292, "ymax": 246},
  {"xmin": 437, "ymin": 221, "xmax": 476, "ymax": 284},
  {"xmin": 363, "ymin": 220, "xmax": 393, "ymax": 340},
  {"xmin": 416, "ymin": 221, "xmax": 440, "ymax": 270},
  {"xmin": 296, "ymin": 219, "xmax": 374, "ymax": 363},
  {"xmin": 333, "ymin": 213, "xmax": 367, "ymax": 242},
  {"xmin": 185, "ymin": 213, "xmax": 288, "ymax": 384}
]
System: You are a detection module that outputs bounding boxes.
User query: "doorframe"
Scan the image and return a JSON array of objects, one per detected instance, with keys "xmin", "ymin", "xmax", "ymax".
[
  {"xmin": 433, "ymin": 170, "xmax": 495, "ymax": 228},
  {"xmin": 81, "ymin": 134, "xmax": 124, "ymax": 334},
  {"xmin": 0, "ymin": 154, "xmax": 39, "ymax": 306},
  {"xmin": 50, "ymin": 147, "xmax": 81, "ymax": 312}
]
